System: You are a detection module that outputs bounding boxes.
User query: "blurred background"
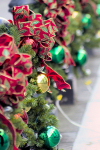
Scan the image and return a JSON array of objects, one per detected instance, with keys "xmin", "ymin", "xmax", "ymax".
[{"xmin": 0, "ymin": 1, "xmax": 12, "ymax": 19}]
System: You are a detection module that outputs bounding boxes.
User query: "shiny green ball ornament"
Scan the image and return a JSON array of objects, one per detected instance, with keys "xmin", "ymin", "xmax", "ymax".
[
  {"xmin": 38, "ymin": 126, "xmax": 60, "ymax": 148},
  {"xmin": 82, "ymin": 14, "xmax": 91, "ymax": 29},
  {"xmin": 0, "ymin": 129, "xmax": 9, "ymax": 150},
  {"xmin": 75, "ymin": 49, "xmax": 87, "ymax": 66},
  {"xmin": 96, "ymin": 4, "xmax": 100, "ymax": 16},
  {"xmin": 50, "ymin": 46, "xmax": 65, "ymax": 63}
]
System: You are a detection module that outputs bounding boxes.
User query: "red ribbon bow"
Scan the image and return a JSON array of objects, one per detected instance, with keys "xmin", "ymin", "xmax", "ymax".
[
  {"xmin": 13, "ymin": 5, "xmax": 57, "ymax": 60},
  {"xmin": 0, "ymin": 33, "xmax": 32, "ymax": 108},
  {"xmin": 12, "ymin": 5, "xmax": 71, "ymax": 90}
]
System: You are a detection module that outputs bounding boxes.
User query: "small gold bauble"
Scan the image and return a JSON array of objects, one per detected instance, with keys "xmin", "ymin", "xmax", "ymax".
[
  {"xmin": 25, "ymin": 107, "xmax": 31, "ymax": 112},
  {"xmin": 71, "ymin": 11, "xmax": 82, "ymax": 23},
  {"xmin": 37, "ymin": 72, "xmax": 50, "ymax": 93}
]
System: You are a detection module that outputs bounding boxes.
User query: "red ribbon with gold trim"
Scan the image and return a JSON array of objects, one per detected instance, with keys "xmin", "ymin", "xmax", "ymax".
[
  {"xmin": 38, "ymin": 0, "xmax": 74, "ymax": 38},
  {"xmin": 12, "ymin": 5, "xmax": 71, "ymax": 91},
  {"xmin": 12, "ymin": 5, "xmax": 57, "ymax": 59},
  {"xmin": 37, "ymin": 0, "xmax": 75, "ymax": 66},
  {"xmin": 0, "ymin": 33, "xmax": 32, "ymax": 107}
]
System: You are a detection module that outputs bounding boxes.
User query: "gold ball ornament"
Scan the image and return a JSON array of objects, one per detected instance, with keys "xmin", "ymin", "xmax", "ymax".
[
  {"xmin": 95, "ymin": 30, "xmax": 100, "ymax": 39},
  {"xmin": 71, "ymin": 11, "xmax": 82, "ymax": 23},
  {"xmin": 36, "ymin": 72, "xmax": 50, "ymax": 93}
]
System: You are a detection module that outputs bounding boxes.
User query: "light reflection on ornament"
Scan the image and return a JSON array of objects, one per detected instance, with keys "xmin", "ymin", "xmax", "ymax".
[
  {"xmin": 82, "ymin": 14, "xmax": 91, "ymax": 29},
  {"xmin": 72, "ymin": 11, "xmax": 82, "ymax": 22},
  {"xmin": 37, "ymin": 72, "xmax": 50, "ymax": 93},
  {"xmin": 38, "ymin": 126, "xmax": 60, "ymax": 148},
  {"xmin": 75, "ymin": 49, "xmax": 87, "ymax": 66}
]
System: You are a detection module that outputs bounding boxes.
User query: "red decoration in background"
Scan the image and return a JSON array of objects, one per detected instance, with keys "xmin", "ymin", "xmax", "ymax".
[
  {"xmin": 0, "ymin": 33, "xmax": 32, "ymax": 108},
  {"xmin": 37, "ymin": 0, "xmax": 75, "ymax": 66},
  {"xmin": 12, "ymin": 5, "xmax": 71, "ymax": 91},
  {"xmin": 79, "ymin": 0, "xmax": 97, "ymax": 15},
  {"xmin": 14, "ymin": 110, "xmax": 28, "ymax": 134},
  {"xmin": 38, "ymin": 0, "xmax": 74, "ymax": 38}
]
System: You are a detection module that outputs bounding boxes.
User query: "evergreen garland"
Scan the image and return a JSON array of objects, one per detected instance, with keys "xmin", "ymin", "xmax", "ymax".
[{"xmin": 0, "ymin": 23, "xmax": 58, "ymax": 150}]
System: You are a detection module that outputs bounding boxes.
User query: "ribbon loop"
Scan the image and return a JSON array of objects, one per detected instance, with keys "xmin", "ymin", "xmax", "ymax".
[
  {"xmin": 13, "ymin": 5, "xmax": 58, "ymax": 59},
  {"xmin": 0, "ymin": 33, "xmax": 32, "ymax": 107},
  {"xmin": 13, "ymin": 5, "xmax": 72, "ymax": 91}
]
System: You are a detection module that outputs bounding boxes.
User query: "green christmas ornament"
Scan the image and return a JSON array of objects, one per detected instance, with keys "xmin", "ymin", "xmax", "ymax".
[
  {"xmin": 0, "ymin": 129, "xmax": 9, "ymax": 150},
  {"xmin": 96, "ymin": 4, "xmax": 100, "ymax": 16},
  {"xmin": 82, "ymin": 14, "xmax": 91, "ymax": 29},
  {"xmin": 38, "ymin": 126, "xmax": 60, "ymax": 148},
  {"xmin": 50, "ymin": 46, "xmax": 65, "ymax": 63},
  {"xmin": 75, "ymin": 49, "xmax": 87, "ymax": 66}
]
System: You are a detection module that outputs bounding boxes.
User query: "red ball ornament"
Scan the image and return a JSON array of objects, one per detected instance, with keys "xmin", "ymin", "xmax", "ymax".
[{"xmin": 18, "ymin": 37, "xmax": 38, "ymax": 54}]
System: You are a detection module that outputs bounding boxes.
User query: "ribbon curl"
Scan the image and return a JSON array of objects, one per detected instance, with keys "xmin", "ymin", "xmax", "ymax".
[
  {"xmin": 12, "ymin": 5, "xmax": 71, "ymax": 90},
  {"xmin": 0, "ymin": 33, "xmax": 32, "ymax": 108}
]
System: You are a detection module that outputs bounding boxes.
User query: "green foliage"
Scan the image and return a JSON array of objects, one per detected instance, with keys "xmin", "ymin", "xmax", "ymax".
[
  {"xmin": 0, "ymin": 23, "xmax": 58, "ymax": 150},
  {"xmin": 9, "ymin": 24, "xmax": 20, "ymax": 45}
]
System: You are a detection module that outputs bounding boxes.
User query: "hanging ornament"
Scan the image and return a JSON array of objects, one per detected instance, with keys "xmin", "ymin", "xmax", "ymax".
[
  {"xmin": 96, "ymin": 4, "xmax": 100, "ymax": 16},
  {"xmin": 75, "ymin": 49, "xmax": 87, "ymax": 66},
  {"xmin": 36, "ymin": 72, "xmax": 50, "ymax": 93},
  {"xmin": 50, "ymin": 46, "xmax": 65, "ymax": 64},
  {"xmin": 38, "ymin": 126, "xmax": 60, "ymax": 148},
  {"xmin": 0, "ymin": 17, "xmax": 10, "ymax": 26},
  {"xmin": 82, "ymin": 14, "xmax": 91, "ymax": 29},
  {"xmin": 19, "ymin": 37, "xmax": 38, "ymax": 55},
  {"xmin": 95, "ymin": 30, "xmax": 100, "ymax": 39},
  {"xmin": 71, "ymin": 11, "xmax": 82, "ymax": 23},
  {"xmin": 0, "ymin": 129, "xmax": 9, "ymax": 150}
]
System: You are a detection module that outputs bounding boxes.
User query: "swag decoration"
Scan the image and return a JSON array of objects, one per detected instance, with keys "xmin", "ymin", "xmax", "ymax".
[{"xmin": 12, "ymin": 5, "xmax": 71, "ymax": 90}]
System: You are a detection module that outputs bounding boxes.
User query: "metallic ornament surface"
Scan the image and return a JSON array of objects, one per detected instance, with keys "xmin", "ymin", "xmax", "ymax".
[
  {"xmin": 82, "ymin": 14, "xmax": 91, "ymax": 29},
  {"xmin": 37, "ymin": 72, "xmax": 50, "ymax": 93},
  {"xmin": 50, "ymin": 46, "xmax": 65, "ymax": 63},
  {"xmin": 0, "ymin": 17, "xmax": 10, "ymax": 27},
  {"xmin": 72, "ymin": 11, "xmax": 82, "ymax": 23},
  {"xmin": 38, "ymin": 126, "xmax": 60, "ymax": 148},
  {"xmin": 96, "ymin": 4, "xmax": 100, "ymax": 16},
  {"xmin": 75, "ymin": 49, "xmax": 87, "ymax": 66}
]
